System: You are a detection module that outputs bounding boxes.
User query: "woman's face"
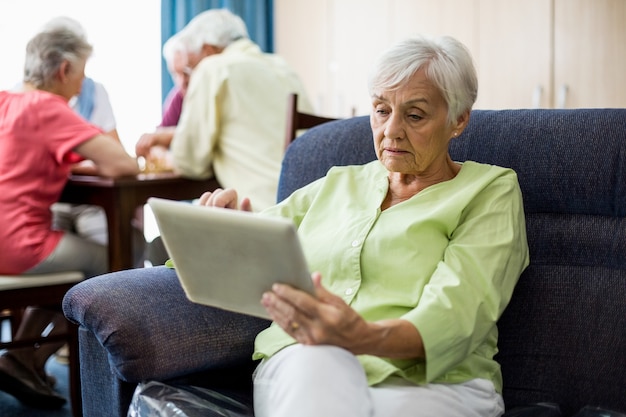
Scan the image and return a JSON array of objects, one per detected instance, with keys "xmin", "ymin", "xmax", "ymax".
[{"xmin": 370, "ymin": 67, "xmax": 465, "ymax": 177}]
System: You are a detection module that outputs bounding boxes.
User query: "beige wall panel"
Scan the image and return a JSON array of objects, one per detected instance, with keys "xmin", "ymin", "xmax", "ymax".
[
  {"xmin": 328, "ymin": 0, "xmax": 393, "ymax": 116},
  {"xmin": 554, "ymin": 0, "xmax": 626, "ymax": 108},
  {"xmin": 274, "ymin": 0, "xmax": 332, "ymax": 115},
  {"xmin": 388, "ymin": 0, "xmax": 479, "ymax": 47}
]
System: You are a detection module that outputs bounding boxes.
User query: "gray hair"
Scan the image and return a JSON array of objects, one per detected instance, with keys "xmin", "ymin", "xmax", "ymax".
[
  {"xmin": 41, "ymin": 16, "xmax": 87, "ymax": 39},
  {"xmin": 368, "ymin": 35, "xmax": 478, "ymax": 126},
  {"xmin": 162, "ymin": 31, "xmax": 190, "ymax": 68},
  {"xmin": 180, "ymin": 9, "xmax": 249, "ymax": 54},
  {"xmin": 23, "ymin": 28, "xmax": 92, "ymax": 89}
]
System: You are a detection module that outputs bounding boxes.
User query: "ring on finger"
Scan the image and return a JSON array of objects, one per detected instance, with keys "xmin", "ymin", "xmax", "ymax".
[{"xmin": 290, "ymin": 321, "xmax": 300, "ymax": 331}]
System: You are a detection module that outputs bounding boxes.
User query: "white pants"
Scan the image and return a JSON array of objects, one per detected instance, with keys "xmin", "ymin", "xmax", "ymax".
[{"xmin": 253, "ymin": 345, "xmax": 504, "ymax": 417}]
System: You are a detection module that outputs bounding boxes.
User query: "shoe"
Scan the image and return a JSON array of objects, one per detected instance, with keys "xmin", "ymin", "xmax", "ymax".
[
  {"xmin": 41, "ymin": 372, "xmax": 57, "ymax": 388},
  {"xmin": 34, "ymin": 369, "xmax": 57, "ymax": 388},
  {"xmin": 0, "ymin": 352, "xmax": 66, "ymax": 409}
]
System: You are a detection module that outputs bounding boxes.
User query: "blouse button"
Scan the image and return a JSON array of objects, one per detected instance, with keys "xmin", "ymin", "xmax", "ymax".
[
  {"xmin": 351, "ymin": 240, "xmax": 360, "ymax": 247},
  {"xmin": 345, "ymin": 288, "xmax": 354, "ymax": 296}
]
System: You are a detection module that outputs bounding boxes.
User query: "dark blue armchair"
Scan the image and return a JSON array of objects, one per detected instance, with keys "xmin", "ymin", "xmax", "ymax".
[{"xmin": 63, "ymin": 109, "xmax": 626, "ymax": 417}]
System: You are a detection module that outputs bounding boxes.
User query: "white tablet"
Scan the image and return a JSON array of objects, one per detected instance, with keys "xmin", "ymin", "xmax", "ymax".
[{"xmin": 148, "ymin": 197, "xmax": 313, "ymax": 319}]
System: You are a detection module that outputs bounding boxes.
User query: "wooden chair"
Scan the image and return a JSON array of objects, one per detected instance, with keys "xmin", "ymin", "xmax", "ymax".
[
  {"xmin": 0, "ymin": 271, "xmax": 85, "ymax": 417},
  {"xmin": 284, "ymin": 93, "xmax": 339, "ymax": 150}
]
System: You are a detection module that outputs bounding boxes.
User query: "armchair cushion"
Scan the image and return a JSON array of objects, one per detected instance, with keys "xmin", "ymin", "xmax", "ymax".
[{"xmin": 62, "ymin": 266, "xmax": 270, "ymax": 383}]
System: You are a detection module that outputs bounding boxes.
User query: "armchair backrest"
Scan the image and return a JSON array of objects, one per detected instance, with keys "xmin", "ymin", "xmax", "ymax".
[
  {"xmin": 278, "ymin": 116, "xmax": 375, "ymax": 202},
  {"xmin": 277, "ymin": 109, "xmax": 626, "ymax": 415},
  {"xmin": 283, "ymin": 93, "xmax": 340, "ymax": 150}
]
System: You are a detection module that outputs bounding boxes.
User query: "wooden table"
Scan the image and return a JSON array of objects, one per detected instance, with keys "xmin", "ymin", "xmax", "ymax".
[{"xmin": 60, "ymin": 172, "xmax": 220, "ymax": 272}]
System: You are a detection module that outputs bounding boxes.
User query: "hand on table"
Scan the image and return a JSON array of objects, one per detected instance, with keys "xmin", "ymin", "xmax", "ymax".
[
  {"xmin": 135, "ymin": 133, "xmax": 156, "ymax": 158},
  {"xmin": 136, "ymin": 127, "xmax": 176, "ymax": 158},
  {"xmin": 140, "ymin": 146, "xmax": 173, "ymax": 173}
]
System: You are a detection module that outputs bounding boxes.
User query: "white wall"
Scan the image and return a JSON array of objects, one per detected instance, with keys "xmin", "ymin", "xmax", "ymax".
[{"xmin": 0, "ymin": 0, "xmax": 162, "ymax": 154}]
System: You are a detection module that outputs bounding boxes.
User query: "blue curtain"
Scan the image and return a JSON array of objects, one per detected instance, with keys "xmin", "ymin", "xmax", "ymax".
[{"xmin": 160, "ymin": 0, "xmax": 274, "ymax": 103}]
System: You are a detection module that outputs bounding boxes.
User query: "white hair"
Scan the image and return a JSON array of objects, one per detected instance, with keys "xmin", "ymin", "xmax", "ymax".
[
  {"xmin": 23, "ymin": 28, "xmax": 92, "ymax": 88},
  {"xmin": 41, "ymin": 16, "xmax": 87, "ymax": 40},
  {"xmin": 162, "ymin": 31, "xmax": 189, "ymax": 67},
  {"xmin": 368, "ymin": 35, "xmax": 478, "ymax": 126},
  {"xmin": 179, "ymin": 9, "xmax": 249, "ymax": 54}
]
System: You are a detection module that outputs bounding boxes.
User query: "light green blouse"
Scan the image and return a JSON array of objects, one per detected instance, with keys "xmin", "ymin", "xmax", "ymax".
[{"xmin": 252, "ymin": 160, "xmax": 529, "ymax": 393}]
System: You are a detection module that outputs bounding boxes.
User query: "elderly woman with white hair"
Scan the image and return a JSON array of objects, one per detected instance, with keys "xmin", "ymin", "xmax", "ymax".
[{"xmin": 198, "ymin": 34, "xmax": 529, "ymax": 417}]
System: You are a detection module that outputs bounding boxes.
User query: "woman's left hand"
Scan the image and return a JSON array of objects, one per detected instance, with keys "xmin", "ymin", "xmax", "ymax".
[{"xmin": 261, "ymin": 272, "xmax": 372, "ymax": 354}]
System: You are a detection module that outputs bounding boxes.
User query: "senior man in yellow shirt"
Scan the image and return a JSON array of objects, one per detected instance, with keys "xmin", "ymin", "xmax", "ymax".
[
  {"xmin": 136, "ymin": 8, "xmax": 312, "ymax": 211},
  {"xmin": 136, "ymin": 8, "xmax": 313, "ymax": 265}
]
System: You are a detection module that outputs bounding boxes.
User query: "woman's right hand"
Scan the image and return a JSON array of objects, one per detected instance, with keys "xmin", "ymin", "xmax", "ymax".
[
  {"xmin": 136, "ymin": 127, "xmax": 176, "ymax": 157},
  {"xmin": 264, "ymin": 273, "xmax": 425, "ymax": 359},
  {"xmin": 198, "ymin": 188, "xmax": 252, "ymax": 211},
  {"xmin": 135, "ymin": 133, "xmax": 156, "ymax": 157}
]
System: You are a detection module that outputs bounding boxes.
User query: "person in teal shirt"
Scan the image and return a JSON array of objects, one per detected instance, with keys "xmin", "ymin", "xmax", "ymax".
[{"xmin": 198, "ymin": 34, "xmax": 529, "ymax": 417}]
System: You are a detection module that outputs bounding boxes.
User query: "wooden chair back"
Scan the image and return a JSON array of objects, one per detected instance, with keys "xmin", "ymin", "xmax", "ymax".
[{"xmin": 284, "ymin": 93, "xmax": 339, "ymax": 150}]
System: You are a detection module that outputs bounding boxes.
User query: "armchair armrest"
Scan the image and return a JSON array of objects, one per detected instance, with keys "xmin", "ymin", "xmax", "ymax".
[{"xmin": 62, "ymin": 266, "xmax": 270, "ymax": 383}]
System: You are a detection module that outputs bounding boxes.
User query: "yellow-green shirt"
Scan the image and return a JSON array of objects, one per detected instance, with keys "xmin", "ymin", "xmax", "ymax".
[{"xmin": 253, "ymin": 160, "xmax": 529, "ymax": 393}]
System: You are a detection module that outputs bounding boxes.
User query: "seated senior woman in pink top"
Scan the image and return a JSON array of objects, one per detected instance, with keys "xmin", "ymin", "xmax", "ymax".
[{"xmin": 0, "ymin": 27, "xmax": 138, "ymax": 409}]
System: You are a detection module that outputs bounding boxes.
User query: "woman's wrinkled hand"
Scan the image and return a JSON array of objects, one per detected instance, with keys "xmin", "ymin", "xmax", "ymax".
[
  {"xmin": 135, "ymin": 133, "xmax": 156, "ymax": 158},
  {"xmin": 261, "ymin": 272, "xmax": 371, "ymax": 354},
  {"xmin": 198, "ymin": 188, "xmax": 252, "ymax": 211}
]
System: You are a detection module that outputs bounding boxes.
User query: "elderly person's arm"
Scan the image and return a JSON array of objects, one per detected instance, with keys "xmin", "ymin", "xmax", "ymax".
[
  {"xmin": 74, "ymin": 134, "xmax": 139, "ymax": 178},
  {"xmin": 135, "ymin": 127, "xmax": 176, "ymax": 157},
  {"xmin": 263, "ymin": 273, "xmax": 425, "ymax": 359}
]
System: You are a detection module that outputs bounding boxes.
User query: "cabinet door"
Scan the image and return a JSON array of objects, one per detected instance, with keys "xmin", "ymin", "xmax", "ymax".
[
  {"xmin": 475, "ymin": 0, "xmax": 553, "ymax": 109},
  {"xmin": 326, "ymin": 0, "xmax": 392, "ymax": 117},
  {"xmin": 554, "ymin": 0, "xmax": 626, "ymax": 108}
]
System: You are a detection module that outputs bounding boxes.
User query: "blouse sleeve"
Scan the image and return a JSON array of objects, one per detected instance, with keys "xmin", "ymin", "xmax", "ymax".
[{"xmin": 403, "ymin": 172, "xmax": 529, "ymax": 382}]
